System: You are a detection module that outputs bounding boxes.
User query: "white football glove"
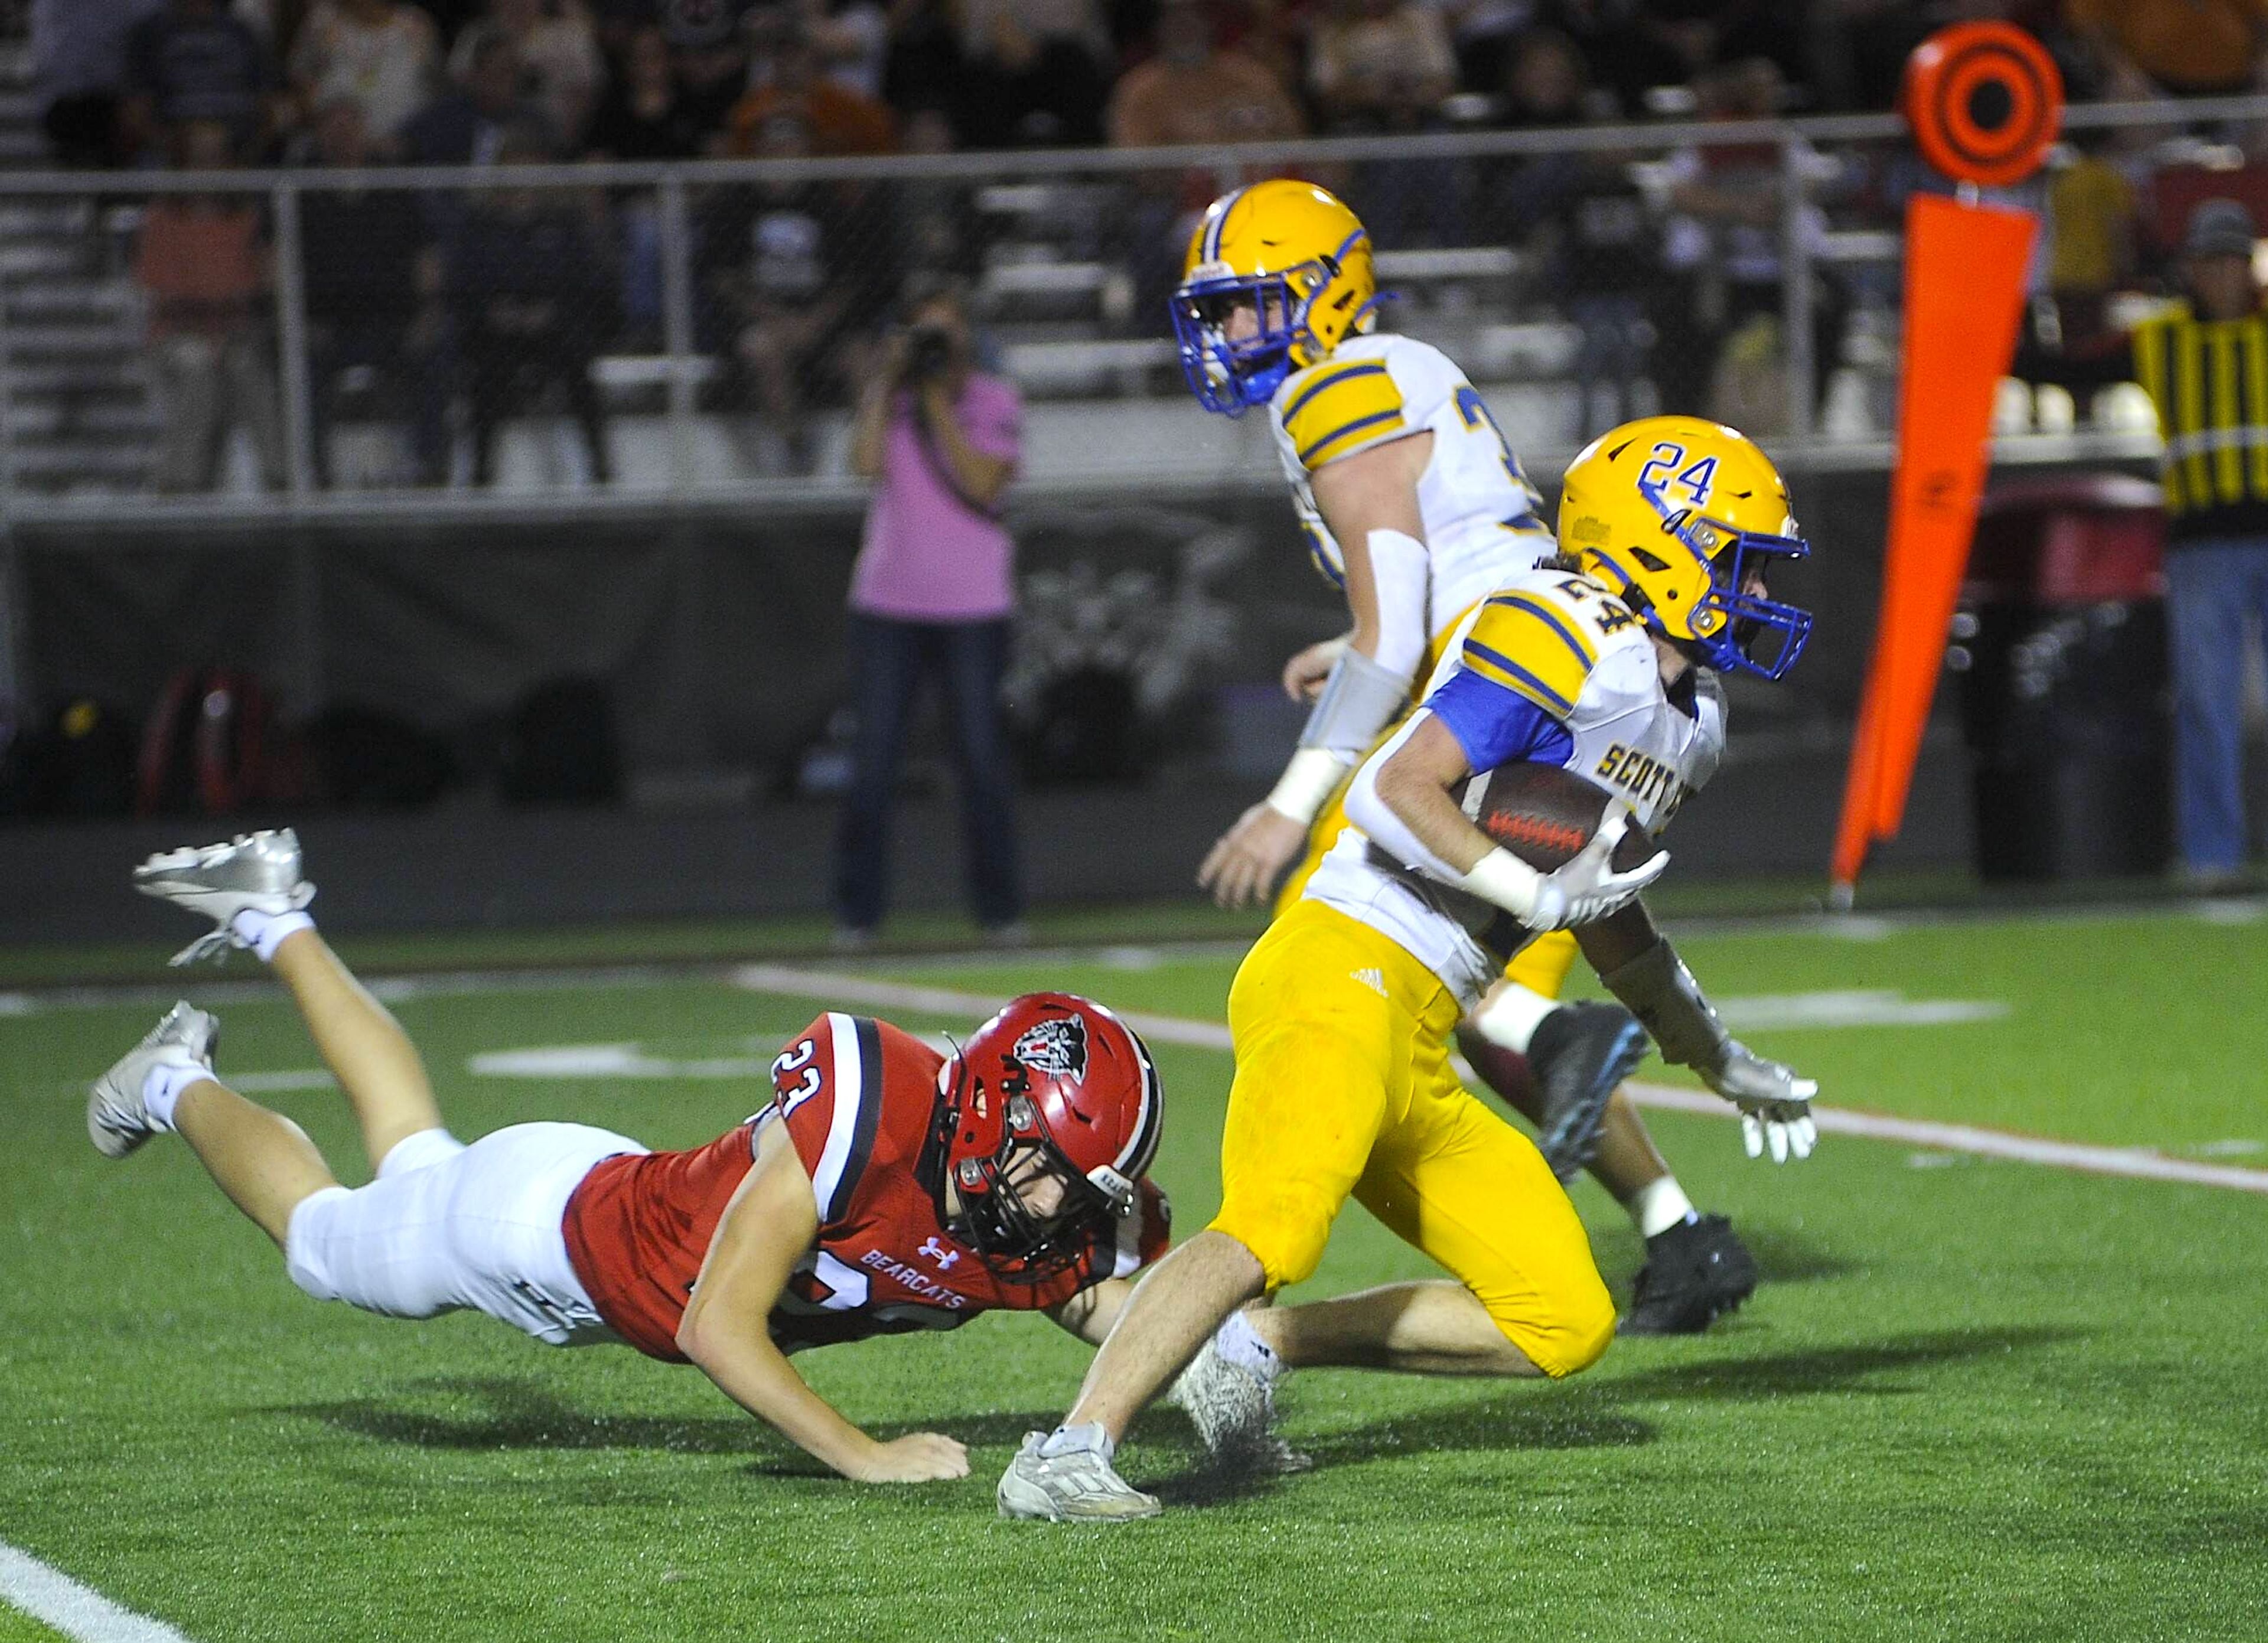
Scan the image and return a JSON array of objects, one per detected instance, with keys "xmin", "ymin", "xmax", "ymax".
[
  {"xmin": 1702, "ymin": 1040, "xmax": 1819, "ymax": 1163},
  {"xmin": 1527, "ymin": 810, "xmax": 1670, "ymax": 931}
]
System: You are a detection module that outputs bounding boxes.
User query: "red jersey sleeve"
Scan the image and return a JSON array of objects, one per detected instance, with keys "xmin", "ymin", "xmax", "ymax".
[{"xmin": 768, "ymin": 1012, "xmax": 889, "ymax": 1230}]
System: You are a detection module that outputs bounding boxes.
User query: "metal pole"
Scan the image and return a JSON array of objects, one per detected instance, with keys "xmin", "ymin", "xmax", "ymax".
[
  {"xmin": 273, "ymin": 179, "xmax": 316, "ymax": 497},
  {"xmin": 659, "ymin": 174, "xmax": 696, "ymax": 493},
  {"xmin": 285, "ymin": 533, "xmax": 323, "ymax": 716},
  {"xmin": 0, "ymin": 532, "xmax": 23, "ymax": 744},
  {"xmin": 0, "ymin": 215, "xmax": 28, "ymax": 734},
  {"xmin": 0, "ymin": 221, "xmax": 17, "ymax": 515},
  {"xmin": 1780, "ymin": 136, "xmax": 1816, "ymax": 446}
]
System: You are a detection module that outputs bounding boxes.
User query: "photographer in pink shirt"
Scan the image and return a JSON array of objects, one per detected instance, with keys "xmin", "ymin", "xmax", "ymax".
[{"xmin": 834, "ymin": 278, "xmax": 1027, "ymax": 943}]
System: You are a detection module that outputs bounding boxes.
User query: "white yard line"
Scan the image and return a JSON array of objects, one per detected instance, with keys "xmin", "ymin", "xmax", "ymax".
[
  {"xmin": 729, "ymin": 964, "xmax": 2268, "ymax": 1198},
  {"xmin": 0, "ymin": 1543, "xmax": 193, "ymax": 1643}
]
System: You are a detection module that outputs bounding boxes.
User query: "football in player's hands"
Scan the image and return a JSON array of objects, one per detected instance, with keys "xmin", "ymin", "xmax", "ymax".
[{"xmin": 1472, "ymin": 764, "xmax": 1662, "ymax": 878}]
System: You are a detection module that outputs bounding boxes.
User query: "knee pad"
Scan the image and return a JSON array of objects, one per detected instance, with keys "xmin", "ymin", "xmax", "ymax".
[
  {"xmin": 376, "ymin": 1127, "xmax": 464, "ymax": 1180},
  {"xmin": 282, "ymin": 1184, "xmax": 356, "ymax": 1302},
  {"xmin": 1207, "ymin": 1182, "xmax": 1339, "ymax": 1291},
  {"xmin": 1496, "ymin": 1271, "xmax": 1616, "ymax": 1379}
]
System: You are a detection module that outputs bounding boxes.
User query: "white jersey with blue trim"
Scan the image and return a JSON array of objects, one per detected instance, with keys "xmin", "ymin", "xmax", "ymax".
[
  {"xmin": 1304, "ymin": 568, "xmax": 1729, "ymax": 1005},
  {"xmin": 1266, "ymin": 333, "xmax": 1556, "ymax": 636}
]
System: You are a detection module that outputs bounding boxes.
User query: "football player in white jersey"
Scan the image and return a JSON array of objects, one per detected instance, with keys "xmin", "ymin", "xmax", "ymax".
[
  {"xmin": 998, "ymin": 416, "xmax": 1821, "ymax": 1520},
  {"xmin": 1172, "ymin": 178, "xmax": 1762, "ymax": 1334}
]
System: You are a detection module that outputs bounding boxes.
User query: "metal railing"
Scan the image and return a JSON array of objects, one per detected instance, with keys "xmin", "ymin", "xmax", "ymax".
[{"xmin": 1, "ymin": 93, "xmax": 2260, "ymax": 529}]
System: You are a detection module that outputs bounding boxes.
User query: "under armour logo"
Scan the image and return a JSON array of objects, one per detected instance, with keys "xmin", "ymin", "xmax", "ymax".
[
  {"xmin": 1350, "ymin": 967, "xmax": 1387, "ymax": 997},
  {"xmin": 1012, "ymin": 1015, "xmax": 1089, "ymax": 1081},
  {"xmin": 918, "ymin": 1237, "xmax": 961, "ymax": 1270}
]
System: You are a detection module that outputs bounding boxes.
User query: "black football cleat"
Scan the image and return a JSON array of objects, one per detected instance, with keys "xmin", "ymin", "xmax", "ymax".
[
  {"xmin": 1620, "ymin": 1212, "xmax": 1759, "ymax": 1335},
  {"xmin": 1526, "ymin": 1002, "xmax": 1650, "ymax": 1182}
]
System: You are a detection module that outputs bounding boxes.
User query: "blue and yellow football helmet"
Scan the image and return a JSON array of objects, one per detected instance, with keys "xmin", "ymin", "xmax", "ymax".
[
  {"xmin": 1558, "ymin": 416, "xmax": 1814, "ymax": 681},
  {"xmin": 1170, "ymin": 180, "xmax": 1380, "ymax": 416}
]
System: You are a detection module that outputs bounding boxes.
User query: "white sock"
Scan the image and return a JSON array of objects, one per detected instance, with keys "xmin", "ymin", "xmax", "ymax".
[
  {"xmin": 1629, "ymin": 1175, "xmax": 1698, "ymax": 1239},
  {"xmin": 140, "ymin": 1058, "xmax": 212, "ymax": 1132},
  {"xmin": 1213, "ymin": 1309, "xmax": 1283, "ymax": 1383},
  {"xmin": 232, "ymin": 908, "xmax": 315, "ymax": 963},
  {"xmin": 1039, "ymin": 1422, "xmax": 1115, "ymax": 1460},
  {"xmin": 1470, "ymin": 983, "xmax": 1558, "ymax": 1054}
]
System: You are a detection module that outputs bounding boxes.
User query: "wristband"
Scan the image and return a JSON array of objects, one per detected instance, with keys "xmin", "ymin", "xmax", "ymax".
[
  {"xmin": 1456, "ymin": 846, "xmax": 1550, "ymax": 924},
  {"xmin": 1264, "ymin": 746, "xmax": 1354, "ymax": 826}
]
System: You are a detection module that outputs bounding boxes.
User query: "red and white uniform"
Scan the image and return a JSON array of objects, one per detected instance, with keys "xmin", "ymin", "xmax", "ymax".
[
  {"xmin": 563, "ymin": 1012, "xmax": 1170, "ymax": 1359},
  {"xmin": 281, "ymin": 1012, "xmax": 1166, "ymax": 1352}
]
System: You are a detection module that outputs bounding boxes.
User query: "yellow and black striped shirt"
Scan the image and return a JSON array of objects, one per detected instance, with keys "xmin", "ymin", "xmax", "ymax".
[
  {"xmin": 2129, "ymin": 307, "xmax": 2268, "ymax": 538},
  {"xmin": 2020, "ymin": 301, "xmax": 2268, "ymax": 543}
]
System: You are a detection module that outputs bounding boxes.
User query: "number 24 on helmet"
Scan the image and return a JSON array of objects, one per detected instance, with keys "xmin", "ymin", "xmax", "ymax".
[{"xmin": 1559, "ymin": 416, "xmax": 1816, "ymax": 682}]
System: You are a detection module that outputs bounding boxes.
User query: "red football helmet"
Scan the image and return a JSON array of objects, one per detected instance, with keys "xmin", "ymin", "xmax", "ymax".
[{"xmin": 934, "ymin": 992, "xmax": 1163, "ymax": 1283}]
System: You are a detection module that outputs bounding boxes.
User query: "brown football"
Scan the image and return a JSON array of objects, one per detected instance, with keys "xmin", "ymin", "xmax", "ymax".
[{"xmin": 1471, "ymin": 763, "xmax": 1658, "ymax": 873}]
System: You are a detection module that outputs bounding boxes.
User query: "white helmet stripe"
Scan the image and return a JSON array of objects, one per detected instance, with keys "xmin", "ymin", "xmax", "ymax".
[
  {"xmin": 1202, "ymin": 188, "xmax": 1246, "ymax": 265},
  {"xmin": 1084, "ymin": 999, "xmax": 1162, "ymax": 1180}
]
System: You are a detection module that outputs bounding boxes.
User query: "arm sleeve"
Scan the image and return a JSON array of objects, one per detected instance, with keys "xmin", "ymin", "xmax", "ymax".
[{"xmin": 1362, "ymin": 525, "xmax": 1430, "ymax": 682}]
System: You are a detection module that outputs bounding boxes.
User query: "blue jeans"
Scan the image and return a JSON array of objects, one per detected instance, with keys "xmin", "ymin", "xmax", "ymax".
[
  {"xmin": 2164, "ymin": 537, "xmax": 2268, "ymax": 873},
  {"xmin": 832, "ymin": 614, "xmax": 1024, "ymax": 931}
]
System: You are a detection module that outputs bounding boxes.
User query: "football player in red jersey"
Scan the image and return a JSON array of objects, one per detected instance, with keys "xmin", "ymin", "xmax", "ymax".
[{"xmin": 90, "ymin": 830, "xmax": 1172, "ymax": 1485}]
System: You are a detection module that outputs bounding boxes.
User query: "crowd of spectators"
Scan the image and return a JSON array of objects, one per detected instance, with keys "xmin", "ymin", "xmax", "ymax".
[
  {"xmin": 25, "ymin": 0, "xmax": 2268, "ymax": 488},
  {"xmin": 40, "ymin": 1, "xmax": 2267, "ymax": 178}
]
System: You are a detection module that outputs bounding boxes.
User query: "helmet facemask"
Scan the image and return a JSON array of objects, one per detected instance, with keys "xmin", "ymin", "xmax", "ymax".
[
  {"xmin": 1627, "ymin": 474, "xmax": 1814, "ymax": 682},
  {"xmin": 1693, "ymin": 526, "xmax": 1812, "ymax": 680},
  {"xmin": 1678, "ymin": 521, "xmax": 1814, "ymax": 685},
  {"xmin": 938, "ymin": 1068, "xmax": 1130, "ymax": 1286},
  {"xmin": 1171, "ymin": 260, "xmax": 1327, "ymax": 416}
]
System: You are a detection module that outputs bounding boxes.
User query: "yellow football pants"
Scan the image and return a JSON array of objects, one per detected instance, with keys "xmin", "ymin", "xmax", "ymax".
[
  {"xmin": 1273, "ymin": 773, "xmax": 1581, "ymax": 998},
  {"xmin": 1207, "ymin": 900, "xmax": 1615, "ymax": 1378}
]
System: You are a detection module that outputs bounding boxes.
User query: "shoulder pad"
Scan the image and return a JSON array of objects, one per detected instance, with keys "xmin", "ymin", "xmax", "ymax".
[
  {"xmin": 1458, "ymin": 581, "xmax": 1607, "ymax": 721},
  {"xmin": 1278, "ymin": 346, "xmax": 1410, "ymax": 471}
]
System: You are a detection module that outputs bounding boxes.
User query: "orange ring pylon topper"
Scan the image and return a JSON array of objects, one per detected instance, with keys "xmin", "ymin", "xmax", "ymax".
[{"xmin": 1902, "ymin": 22, "xmax": 2064, "ymax": 189}]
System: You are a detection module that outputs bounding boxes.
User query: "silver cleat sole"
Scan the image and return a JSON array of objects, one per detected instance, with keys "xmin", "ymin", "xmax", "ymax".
[
  {"xmin": 133, "ymin": 830, "xmax": 313, "ymax": 966},
  {"xmin": 88, "ymin": 1001, "xmax": 220, "ymax": 1158}
]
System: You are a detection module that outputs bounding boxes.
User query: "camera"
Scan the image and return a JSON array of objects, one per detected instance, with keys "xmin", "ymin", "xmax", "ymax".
[{"xmin": 902, "ymin": 323, "xmax": 955, "ymax": 383}]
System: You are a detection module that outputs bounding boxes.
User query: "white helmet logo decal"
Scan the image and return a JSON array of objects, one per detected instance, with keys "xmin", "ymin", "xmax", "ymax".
[{"xmin": 1012, "ymin": 1016, "xmax": 1089, "ymax": 1083}]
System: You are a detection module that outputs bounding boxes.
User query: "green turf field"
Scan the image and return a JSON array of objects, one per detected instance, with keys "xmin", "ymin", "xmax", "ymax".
[{"xmin": 2, "ymin": 904, "xmax": 2264, "ymax": 1641}]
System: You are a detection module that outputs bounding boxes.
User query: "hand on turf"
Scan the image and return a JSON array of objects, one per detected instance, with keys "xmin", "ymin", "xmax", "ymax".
[
  {"xmin": 1200, "ymin": 803, "xmax": 1309, "ymax": 908},
  {"xmin": 1528, "ymin": 811, "xmax": 1669, "ymax": 930},
  {"xmin": 1282, "ymin": 638, "xmax": 1347, "ymax": 703},
  {"xmin": 852, "ymin": 1432, "xmax": 970, "ymax": 1483},
  {"xmin": 1703, "ymin": 1040, "xmax": 1819, "ymax": 1163}
]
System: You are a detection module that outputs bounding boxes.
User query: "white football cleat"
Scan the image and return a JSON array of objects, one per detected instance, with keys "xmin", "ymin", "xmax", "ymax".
[
  {"xmin": 133, "ymin": 829, "xmax": 314, "ymax": 965},
  {"xmin": 88, "ymin": 1000, "xmax": 219, "ymax": 1158},
  {"xmin": 1172, "ymin": 1338, "xmax": 1311, "ymax": 1477},
  {"xmin": 996, "ymin": 1430, "xmax": 1161, "ymax": 1522}
]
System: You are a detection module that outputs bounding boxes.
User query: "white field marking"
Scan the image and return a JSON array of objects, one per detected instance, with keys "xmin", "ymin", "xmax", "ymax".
[
  {"xmin": 0, "ymin": 889, "xmax": 2259, "ymax": 1019},
  {"xmin": 726, "ymin": 963, "xmax": 2268, "ymax": 1197},
  {"xmin": 228, "ymin": 1069, "xmax": 335, "ymax": 1094},
  {"xmin": 2192, "ymin": 898, "xmax": 2265, "ymax": 925},
  {"xmin": 1713, "ymin": 990, "xmax": 2008, "ymax": 1029},
  {"xmin": 469, "ymin": 1031, "xmax": 966, "ymax": 1080},
  {"xmin": 1818, "ymin": 916, "xmax": 1896, "ymax": 943},
  {"xmin": 470, "ymin": 1043, "xmax": 770, "ymax": 1080},
  {"xmin": 0, "ymin": 1541, "xmax": 194, "ymax": 1643}
]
